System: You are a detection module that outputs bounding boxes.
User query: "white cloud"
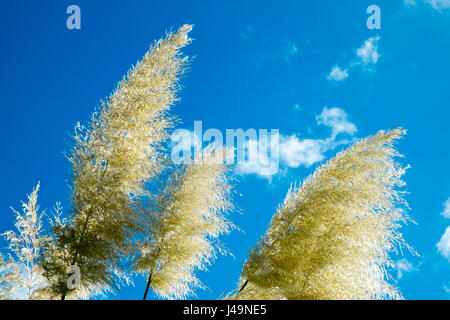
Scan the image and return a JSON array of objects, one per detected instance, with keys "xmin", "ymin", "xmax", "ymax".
[
  {"xmin": 235, "ymin": 161, "xmax": 279, "ymax": 180},
  {"xmin": 239, "ymin": 107, "xmax": 357, "ymax": 179},
  {"xmin": 236, "ymin": 135, "xmax": 348, "ymax": 179},
  {"xmin": 327, "ymin": 36, "xmax": 381, "ymax": 82},
  {"xmin": 437, "ymin": 198, "xmax": 450, "ymax": 263},
  {"xmin": 279, "ymin": 106, "xmax": 357, "ymax": 169},
  {"xmin": 279, "ymin": 136, "xmax": 327, "ymax": 168},
  {"xmin": 441, "ymin": 198, "xmax": 450, "ymax": 218},
  {"xmin": 327, "ymin": 65, "xmax": 349, "ymax": 82},
  {"xmin": 171, "ymin": 107, "xmax": 357, "ymax": 181},
  {"xmin": 356, "ymin": 36, "xmax": 380, "ymax": 65},
  {"xmin": 234, "ymin": 133, "xmax": 328, "ymax": 179},
  {"xmin": 403, "ymin": 0, "xmax": 417, "ymax": 7},
  {"xmin": 425, "ymin": 0, "xmax": 450, "ymax": 10},
  {"xmin": 240, "ymin": 107, "xmax": 357, "ymax": 179},
  {"xmin": 316, "ymin": 107, "xmax": 357, "ymax": 139},
  {"xmin": 437, "ymin": 226, "xmax": 450, "ymax": 261},
  {"xmin": 395, "ymin": 258, "xmax": 415, "ymax": 280}
]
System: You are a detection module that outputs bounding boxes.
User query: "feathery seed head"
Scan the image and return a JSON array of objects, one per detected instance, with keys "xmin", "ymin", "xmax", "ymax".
[
  {"xmin": 0, "ymin": 183, "xmax": 48, "ymax": 300},
  {"xmin": 235, "ymin": 128, "xmax": 414, "ymax": 300},
  {"xmin": 136, "ymin": 147, "xmax": 236, "ymax": 299},
  {"xmin": 41, "ymin": 25, "xmax": 193, "ymax": 298}
]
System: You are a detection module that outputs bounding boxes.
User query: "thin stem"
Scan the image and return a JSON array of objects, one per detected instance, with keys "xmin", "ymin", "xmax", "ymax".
[
  {"xmin": 238, "ymin": 280, "xmax": 249, "ymax": 293},
  {"xmin": 143, "ymin": 272, "xmax": 152, "ymax": 300},
  {"xmin": 233, "ymin": 279, "xmax": 249, "ymax": 299}
]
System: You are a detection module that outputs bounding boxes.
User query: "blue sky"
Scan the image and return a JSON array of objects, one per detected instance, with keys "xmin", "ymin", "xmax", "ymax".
[{"xmin": 1, "ymin": 0, "xmax": 449, "ymax": 300}]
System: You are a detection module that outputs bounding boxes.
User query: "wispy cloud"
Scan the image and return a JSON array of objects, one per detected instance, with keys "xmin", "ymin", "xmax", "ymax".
[
  {"xmin": 276, "ymin": 106, "xmax": 357, "ymax": 171},
  {"xmin": 327, "ymin": 66, "xmax": 349, "ymax": 82},
  {"xmin": 395, "ymin": 258, "xmax": 416, "ymax": 280},
  {"xmin": 327, "ymin": 36, "xmax": 381, "ymax": 82},
  {"xmin": 236, "ymin": 107, "xmax": 357, "ymax": 180},
  {"xmin": 404, "ymin": 0, "xmax": 450, "ymax": 10},
  {"xmin": 444, "ymin": 282, "xmax": 450, "ymax": 293},
  {"xmin": 356, "ymin": 36, "xmax": 380, "ymax": 66},
  {"xmin": 404, "ymin": 0, "xmax": 417, "ymax": 7},
  {"xmin": 241, "ymin": 25, "xmax": 300, "ymax": 66},
  {"xmin": 437, "ymin": 198, "xmax": 450, "ymax": 261},
  {"xmin": 279, "ymin": 136, "xmax": 328, "ymax": 168},
  {"xmin": 316, "ymin": 107, "xmax": 357, "ymax": 139},
  {"xmin": 293, "ymin": 104, "xmax": 302, "ymax": 112},
  {"xmin": 437, "ymin": 226, "xmax": 450, "ymax": 261},
  {"xmin": 283, "ymin": 41, "xmax": 299, "ymax": 63},
  {"xmin": 170, "ymin": 107, "xmax": 357, "ymax": 182},
  {"xmin": 424, "ymin": 0, "xmax": 450, "ymax": 10},
  {"xmin": 254, "ymin": 39, "xmax": 299, "ymax": 65},
  {"xmin": 441, "ymin": 198, "xmax": 450, "ymax": 218}
]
